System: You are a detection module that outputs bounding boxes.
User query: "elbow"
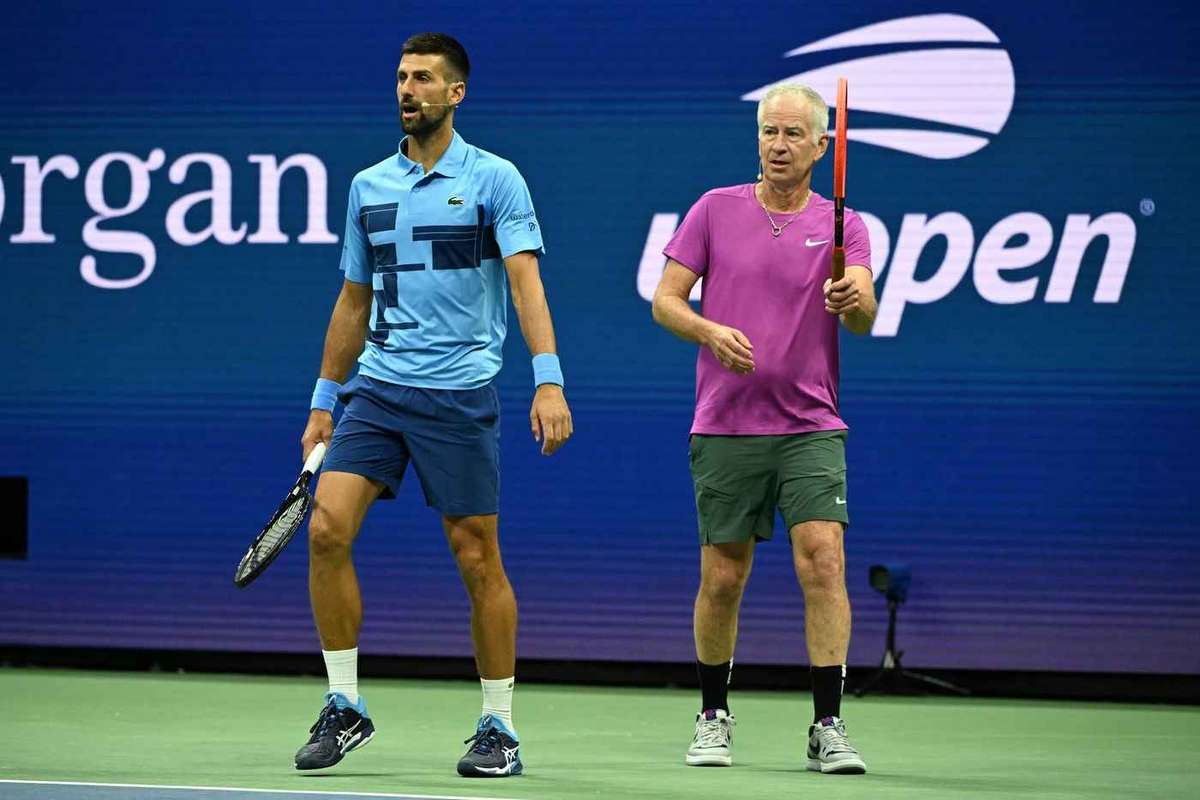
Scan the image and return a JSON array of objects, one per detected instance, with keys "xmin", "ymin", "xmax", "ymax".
[
  {"xmin": 651, "ymin": 292, "xmax": 670, "ymax": 325},
  {"xmin": 651, "ymin": 298, "xmax": 666, "ymax": 326}
]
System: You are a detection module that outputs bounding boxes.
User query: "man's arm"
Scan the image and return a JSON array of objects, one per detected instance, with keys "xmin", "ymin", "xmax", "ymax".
[
  {"xmin": 301, "ymin": 279, "xmax": 373, "ymax": 458},
  {"xmin": 823, "ymin": 266, "xmax": 877, "ymax": 335},
  {"xmin": 651, "ymin": 260, "xmax": 754, "ymax": 374},
  {"xmin": 504, "ymin": 250, "xmax": 573, "ymax": 456}
]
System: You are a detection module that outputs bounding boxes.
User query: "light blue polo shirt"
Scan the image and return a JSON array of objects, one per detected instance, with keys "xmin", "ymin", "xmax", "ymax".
[{"xmin": 339, "ymin": 131, "xmax": 544, "ymax": 389}]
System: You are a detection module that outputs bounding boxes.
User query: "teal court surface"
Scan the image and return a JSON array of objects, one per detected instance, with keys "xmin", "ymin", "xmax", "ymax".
[{"xmin": 3, "ymin": 668, "xmax": 1198, "ymax": 800}]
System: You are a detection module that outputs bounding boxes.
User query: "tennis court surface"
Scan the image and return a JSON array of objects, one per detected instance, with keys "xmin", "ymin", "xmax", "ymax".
[{"xmin": 4, "ymin": 669, "xmax": 1198, "ymax": 800}]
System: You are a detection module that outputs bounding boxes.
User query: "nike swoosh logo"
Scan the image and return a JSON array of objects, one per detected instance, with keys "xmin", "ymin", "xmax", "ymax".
[
  {"xmin": 835, "ymin": 497, "xmax": 847, "ymax": 505},
  {"xmin": 806, "ymin": 238, "xmax": 830, "ymax": 247}
]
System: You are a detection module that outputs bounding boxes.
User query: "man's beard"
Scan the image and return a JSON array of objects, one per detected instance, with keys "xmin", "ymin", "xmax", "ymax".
[{"xmin": 401, "ymin": 107, "xmax": 450, "ymax": 138}]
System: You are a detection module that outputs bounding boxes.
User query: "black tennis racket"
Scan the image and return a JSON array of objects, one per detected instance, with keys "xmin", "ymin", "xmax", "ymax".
[{"xmin": 234, "ymin": 442, "xmax": 326, "ymax": 588}]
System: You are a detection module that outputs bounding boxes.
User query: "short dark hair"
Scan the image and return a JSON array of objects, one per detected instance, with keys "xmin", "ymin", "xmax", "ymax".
[{"xmin": 401, "ymin": 33, "xmax": 470, "ymax": 82}]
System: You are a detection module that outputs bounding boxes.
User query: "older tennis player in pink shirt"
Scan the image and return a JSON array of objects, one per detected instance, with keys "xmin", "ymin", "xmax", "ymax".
[{"xmin": 652, "ymin": 82, "xmax": 876, "ymax": 775}]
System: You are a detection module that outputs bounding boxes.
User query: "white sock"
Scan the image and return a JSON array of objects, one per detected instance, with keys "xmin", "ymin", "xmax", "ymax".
[
  {"xmin": 481, "ymin": 676, "xmax": 515, "ymax": 731},
  {"xmin": 323, "ymin": 648, "xmax": 359, "ymax": 705}
]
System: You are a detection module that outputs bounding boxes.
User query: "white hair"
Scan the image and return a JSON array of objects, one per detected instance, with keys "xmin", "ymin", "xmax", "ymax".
[{"xmin": 756, "ymin": 84, "xmax": 829, "ymax": 143}]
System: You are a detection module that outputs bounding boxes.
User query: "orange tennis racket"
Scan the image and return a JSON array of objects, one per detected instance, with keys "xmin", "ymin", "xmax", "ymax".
[{"xmin": 831, "ymin": 78, "xmax": 848, "ymax": 282}]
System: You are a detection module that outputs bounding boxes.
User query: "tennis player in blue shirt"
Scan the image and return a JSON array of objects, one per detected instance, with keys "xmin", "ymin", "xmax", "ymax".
[{"xmin": 293, "ymin": 32, "xmax": 572, "ymax": 778}]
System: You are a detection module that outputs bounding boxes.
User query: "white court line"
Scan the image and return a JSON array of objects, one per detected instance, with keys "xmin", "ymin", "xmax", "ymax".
[{"xmin": 0, "ymin": 780, "xmax": 526, "ymax": 800}]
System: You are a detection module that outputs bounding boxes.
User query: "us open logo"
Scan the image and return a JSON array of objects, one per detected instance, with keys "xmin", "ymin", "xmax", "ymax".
[
  {"xmin": 742, "ymin": 13, "xmax": 1015, "ymax": 159},
  {"xmin": 636, "ymin": 14, "xmax": 1138, "ymax": 336}
]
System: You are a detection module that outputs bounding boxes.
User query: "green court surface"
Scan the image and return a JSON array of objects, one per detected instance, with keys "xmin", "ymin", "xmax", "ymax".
[{"xmin": 2, "ymin": 668, "xmax": 1198, "ymax": 800}]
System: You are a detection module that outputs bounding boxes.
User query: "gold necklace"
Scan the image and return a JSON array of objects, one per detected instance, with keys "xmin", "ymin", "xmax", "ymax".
[{"xmin": 759, "ymin": 188, "xmax": 811, "ymax": 237}]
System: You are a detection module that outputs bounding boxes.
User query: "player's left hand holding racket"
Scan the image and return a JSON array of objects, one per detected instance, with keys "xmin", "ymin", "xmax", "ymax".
[{"xmin": 234, "ymin": 442, "xmax": 326, "ymax": 588}]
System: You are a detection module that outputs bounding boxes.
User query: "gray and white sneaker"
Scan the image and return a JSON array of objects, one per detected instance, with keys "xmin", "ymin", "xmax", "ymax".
[
  {"xmin": 806, "ymin": 716, "xmax": 866, "ymax": 774},
  {"xmin": 686, "ymin": 708, "xmax": 735, "ymax": 766}
]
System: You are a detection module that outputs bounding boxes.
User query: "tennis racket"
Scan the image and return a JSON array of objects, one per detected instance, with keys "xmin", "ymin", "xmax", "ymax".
[
  {"xmin": 831, "ymin": 77, "xmax": 849, "ymax": 282},
  {"xmin": 233, "ymin": 442, "xmax": 326, "ymax": 588}
]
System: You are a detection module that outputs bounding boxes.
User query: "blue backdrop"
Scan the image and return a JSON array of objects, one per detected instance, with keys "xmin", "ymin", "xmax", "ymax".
[{"xmin": 1, "ymin": 1, "xmax": 1197, "ymax": 674}]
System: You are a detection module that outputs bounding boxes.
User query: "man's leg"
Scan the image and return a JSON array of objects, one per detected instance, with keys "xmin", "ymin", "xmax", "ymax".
[
  {"xmin": 791, "ymin": 519, "xmax": 865, "ymax": 774},
  {"xmin": 694, "ymin": 541, "xmax": 755, "ymax": 701},
  {"xmin": 687, "ymin": 541, "xmax": 754, "ymax": 767},
  {"xmin": 309, "ymin": 471, "xmax": 384, "ymax": 652},
  {"xmin": 443, "ymin": 513, "xmax": 517, "ymax": 681},
  {"xmin": 295, "ymin": 470, "xmax": 384, "ymax": 770},
  {"xmin": 790, "ymin": 520, "xmax": 851, "ymax": 672},
  {"xmin": 445, "ymin": 513, "xmax": 523, "ymax": 778},
  {"xmin": 776, "ymin": 432, "xmax": 854, "ymax": 725},
  {"xmin": 686, "ymin": 433, "xmax": 774, "ymax": 767}
]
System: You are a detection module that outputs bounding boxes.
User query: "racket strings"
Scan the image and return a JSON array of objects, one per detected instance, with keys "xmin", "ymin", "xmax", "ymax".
[
  {"xmin": 234, "ymin": 458, "xmax": 324, "ymax": 588},
  {"xmin": 237, "ymin": 493, "xmax": 310, "ymax": 580},
  {"xmin": 260, "ymin": 496, "xmax": 308, "ymax": 551},
  {"xmin": 265, "ymin": 496, "xmax": 307, "ymax": 546}
]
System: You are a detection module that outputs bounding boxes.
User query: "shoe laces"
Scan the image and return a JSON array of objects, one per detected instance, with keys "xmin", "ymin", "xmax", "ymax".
[
  {"xmin": 464, "ymin": 724, "xmax": 503, "ymax": 755},
  {"xmin": 695, "ymin": 714, "xmax": 733, "ymax": 747},
  {"xmin": 814, "ymin": 718, "xmax": 853, "ymax": 752},
  {"xmin": 310, "ymin": 701, "xmax": 344, "ymax": 737}
]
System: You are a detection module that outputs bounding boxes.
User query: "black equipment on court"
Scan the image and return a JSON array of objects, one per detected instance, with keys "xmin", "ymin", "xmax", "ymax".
[{"xmin": 854, "ymin": 563, "xmax": 970, "ymax": 697}]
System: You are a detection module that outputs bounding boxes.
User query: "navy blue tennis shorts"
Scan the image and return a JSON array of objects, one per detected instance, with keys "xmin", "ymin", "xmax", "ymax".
[{"xmin": 323, "ymin": 374, "xmax": 500, "ymax": 516}]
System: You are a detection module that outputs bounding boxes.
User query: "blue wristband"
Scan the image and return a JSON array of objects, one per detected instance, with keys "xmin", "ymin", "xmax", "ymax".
[
  {"xmin": 311, "ymin": 378, "xmax": 341, "ymax": 411},
  {"xmin": 532, "ymin": 353, "xmax": 564, "ymax": 388}
]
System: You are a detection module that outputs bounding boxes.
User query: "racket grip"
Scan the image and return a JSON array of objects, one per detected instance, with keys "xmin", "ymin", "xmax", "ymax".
[
  {"xmin": 303, "ymin": 442, "xmax": 327, "ymax": 475},
  {"xmin": 831, "ymin": 249, "xmax": 846, "ymax": 282}
]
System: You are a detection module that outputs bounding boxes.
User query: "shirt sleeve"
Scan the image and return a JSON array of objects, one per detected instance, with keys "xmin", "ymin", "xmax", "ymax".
[
  {"xmin": 490, "ymin": 163, "xmax": 545, "ymax": 258},
  {"xmin": 338, "ymin": 180, "xmax": 371, "ymax": 284},
  {"xmin": 662, "ymin": 194, "xmax": 710, "ymax": 276},
  {"xmin": 844, "ymin": 209, "xmax": 872, "ymax": 273}
]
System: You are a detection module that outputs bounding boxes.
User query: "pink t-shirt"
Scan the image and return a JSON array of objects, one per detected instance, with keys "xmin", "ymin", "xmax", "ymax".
[{"xmin": 663, "ymin": 184, "xmax": 871, "ymax": 435}]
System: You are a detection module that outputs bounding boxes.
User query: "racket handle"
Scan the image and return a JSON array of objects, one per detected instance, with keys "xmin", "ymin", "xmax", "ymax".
[
  {"xmin": 303, "ymin": 442, "xmax": 327, "ymax": 475},
  {"xmin": 832, "ymin": 248, "xmax": 846, "ymax": 282}
]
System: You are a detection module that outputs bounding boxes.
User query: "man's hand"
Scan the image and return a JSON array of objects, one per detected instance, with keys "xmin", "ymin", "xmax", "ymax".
[
  {"xmin": 530, "ymin": 384, "xmax": 573, "ymax": 456},
  {"xmin": 704, "ymin": 324, "xmax": 755, "ymax": 374},
  {"xmin": 823, "ymin": 275, "xmax": 862, "ymax": 316},
  {"xmin": 301, "ymin": 410, "xmax": 333, "ymax": 461}
]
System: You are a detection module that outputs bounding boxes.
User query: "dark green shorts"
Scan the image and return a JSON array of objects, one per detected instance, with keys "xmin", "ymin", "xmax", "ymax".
[{"xmin": 688, "ymin": 431, "xmax": 848, "ymax": 544}]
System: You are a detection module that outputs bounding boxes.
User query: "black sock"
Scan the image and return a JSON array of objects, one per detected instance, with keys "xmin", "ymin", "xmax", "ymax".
[
  {"xmin": 811, "ymin": 665, "xmax": 845, "ymax": 722},
  {"xmin": 697, "ymin": 660, "xmax": 732, "ymax": 712}
]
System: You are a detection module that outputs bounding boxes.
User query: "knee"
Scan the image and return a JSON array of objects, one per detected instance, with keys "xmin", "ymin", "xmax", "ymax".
[
  {"xmin": 798, "ymin": 545, "xmax": 845, "ymax": 592},
  {"xmin": 447, "ymin": 526, "xmax": 503, "ymax": 594},
  {"xmin": 700, "ymin": 563, "xmax": 750, "ymax": 606},
  {"xmin": 455, "ymin": 546, "xmax": 494, "ymax": 589},
  {"xmin": 308, "ymin": 508, "xmax": 352, "ymax": 561}
]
